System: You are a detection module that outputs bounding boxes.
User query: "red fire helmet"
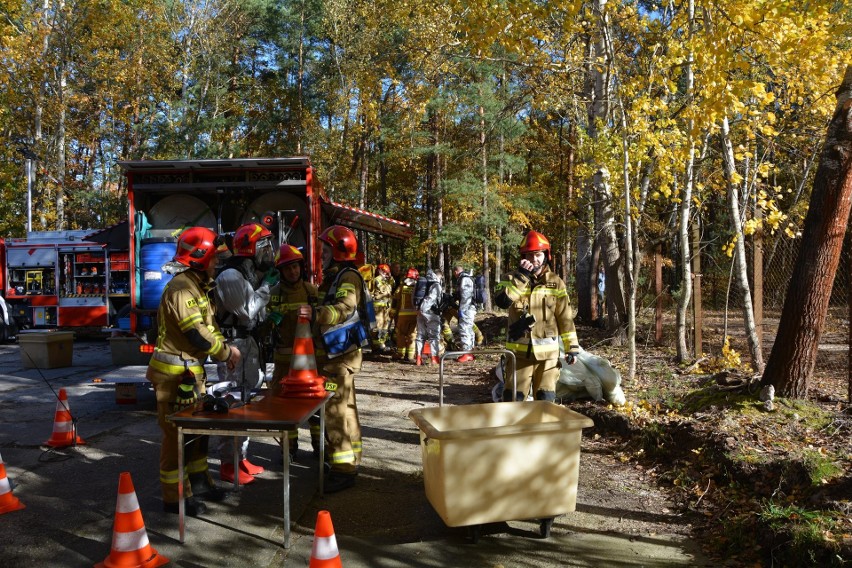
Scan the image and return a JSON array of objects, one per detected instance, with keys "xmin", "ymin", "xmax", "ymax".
[
  {"xmin": 174, "ymin": 227, "xmax": 220, "ymax": 271},
  {"xmin": 519, "ymin": 230, "xmax": 551, "ymax": 260},
  {"xmin": 275, "ymin": 244, "xmax": 304, "ymax": 268},
  {"xmin": 232, "ymin": 223, "xmax": 272, "ymax": 257},
  {"xmin": 318, "ymin": 225, "xmax": 358, "ymax": 262}
]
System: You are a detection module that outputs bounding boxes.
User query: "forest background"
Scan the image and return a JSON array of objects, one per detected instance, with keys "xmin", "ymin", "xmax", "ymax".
[{"xmin": 1, "ymin": 0, "xmax": 851, "ymax": 384}]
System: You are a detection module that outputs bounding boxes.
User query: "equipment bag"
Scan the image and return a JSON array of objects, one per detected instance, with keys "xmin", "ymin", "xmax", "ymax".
[
  {"xmin": 322, "ymin": 309, "xmax": 370, "ymax": 358},
  {"xmin": 473, "ymin": 274, "xmax": 486, "ymax": 305},
  {"xmin": 413, "ymin": 276, "xmax": 429, "ymax": 308},
  {"xmin": 321, "ymin": 267, "xmax": 376, "ymax": 358}
]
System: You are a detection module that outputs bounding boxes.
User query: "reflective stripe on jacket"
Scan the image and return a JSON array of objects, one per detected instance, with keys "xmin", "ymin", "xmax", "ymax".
[
  {"xmin": 153, "ymin": 269, "xmax": 230, "ymax": 365},
  {"xmin": 495, "ymin": 265, "xmax": 579, "ymax": 361}
]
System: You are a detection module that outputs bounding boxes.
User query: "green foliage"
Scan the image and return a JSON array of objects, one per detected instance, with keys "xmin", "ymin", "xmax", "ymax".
[
  {"xmin": 758, "ymin": 501, "xmax": 844, "ymax": 566},
  {"xmin": 801, "ymin": 449, "xmax": 843, "ymax": 486},
  {"xmin": 0, "ymin": 0, "xmax": 847, "ymax": 311}
]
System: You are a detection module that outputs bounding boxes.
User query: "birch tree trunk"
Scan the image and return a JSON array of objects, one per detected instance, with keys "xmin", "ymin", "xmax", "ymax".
[
  {"xmin": 35, "ymin": 0, "xmax": 51, "ymax": 229},
  {"xmin": 720, "ymin": 115, "xmax": 765, "ymax": 372},
  {"xmin": 54, "ymin": 0, "xmax": 67, "ymax": 229},
  {"xmin": 479, "ymin": 101, "xmax": 490, "ymax": 309},
  {"xmin": 676, "ymin": 0, "xmax": 696, "ymax": 362}
]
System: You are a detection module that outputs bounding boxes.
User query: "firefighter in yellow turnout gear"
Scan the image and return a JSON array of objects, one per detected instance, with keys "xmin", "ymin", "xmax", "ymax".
[
  {"xmin": 390, "ymin": 267, "xmax": 419, "ymax": 362},
  {"xmin": 298, "ymin": 225, "xmax": 365, "ymax": 492},
  {"xmin": 146, "ymin": 227, "xmax": 241, "ymax": 516},
  {"xmin": 494, "ymin": 230, "xmax": 580, "ymax": 402},
  {"xmin": 268, "ymin": 244, "xmax": 320, "ymax": 456},
  {"xmin": 370, "ymin": 263, "xmax": 395, "ymax": 353}
]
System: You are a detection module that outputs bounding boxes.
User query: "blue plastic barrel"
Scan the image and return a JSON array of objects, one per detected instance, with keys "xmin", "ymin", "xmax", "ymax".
[{"xmin": 139, "ymin": 238, "xmax": 177, "ymax": 310}]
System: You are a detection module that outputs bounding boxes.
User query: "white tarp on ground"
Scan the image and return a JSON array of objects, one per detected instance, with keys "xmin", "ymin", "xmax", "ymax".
[
  {"xmin": 555, "ymin": 349, "xmax": 626, "ymax": 406},
  {"xmin": 491, "ymin": 343, "xmax": 626, "ymax": 406}
]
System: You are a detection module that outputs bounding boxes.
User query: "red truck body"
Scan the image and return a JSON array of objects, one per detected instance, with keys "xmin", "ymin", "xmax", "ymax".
[{"xmin": 120, "ymin": 157, "xmax": 412, "ymax": 333}]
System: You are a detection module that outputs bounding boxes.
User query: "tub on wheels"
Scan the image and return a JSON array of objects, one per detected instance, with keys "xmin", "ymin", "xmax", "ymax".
[{"xmin": 408, "ymin": 349, "xmax": 594, "ymax": 542}]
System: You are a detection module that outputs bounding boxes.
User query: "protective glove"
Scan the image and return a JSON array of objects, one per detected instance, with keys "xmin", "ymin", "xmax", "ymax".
[
  {"xmin": 267, "ymin": 310, "xmax": 283, "ymax": 326},
  {"xmin": 263, "ymin": 268, "xmax": 280, "ymax": 287},
  {"xmin": 174, "ymin": 368, "xmax": 198, "ymax": 408},
  {"xmin": 564, "ymin": 349, "xmax": 581, "ymax": 365},
  {"xmin": 263, "ymin": 267, "xmax": 280, "ymax": 287}
]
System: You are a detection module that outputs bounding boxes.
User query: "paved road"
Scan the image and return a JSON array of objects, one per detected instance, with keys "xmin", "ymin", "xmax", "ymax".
[{"xmin": 0, "ymin": 338, "xmax": 715, "ymax": 567}]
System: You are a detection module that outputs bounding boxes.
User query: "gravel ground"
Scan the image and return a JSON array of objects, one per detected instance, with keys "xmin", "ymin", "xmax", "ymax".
[{"xmin": 0, "ymin": 338, "xmax": 717, "ymax": 567}]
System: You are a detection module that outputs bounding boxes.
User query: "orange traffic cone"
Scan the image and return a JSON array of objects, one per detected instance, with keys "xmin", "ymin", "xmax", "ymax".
[
  {"xmin": 310, "ymin": 510, "xmax": 342, "ymax": 567},
  {"xmin": 0, "ymin": 452, "xmax": 25, "ymax": 515},
  {"xmin": 279, "ymin": 316, "xmax": 326, "ymax": 398},
  {"xmin": 96, "ymin": 472, "xmax": 169, "ymax": 568},
  {"xmin": 45, "ymin": 388, "xmax": 85, "ymax": 448}
]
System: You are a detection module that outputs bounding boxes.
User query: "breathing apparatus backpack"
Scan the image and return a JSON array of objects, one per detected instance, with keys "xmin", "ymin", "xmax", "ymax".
[
  {"xmin": 413, "ymin": 276, "xmax": 429, "ymax": 308},
  {"xmin": 473, "ymin": 274, "xmax": 486, "ymax": 305},
  {"xmin": 320, "ymin": 267, "xmax": 377, "ymax": 358}
]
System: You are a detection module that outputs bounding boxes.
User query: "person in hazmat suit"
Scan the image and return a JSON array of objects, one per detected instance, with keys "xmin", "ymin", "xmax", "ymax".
[{"xmin": 214, "ymin": 222, "xmax": 277, "ymax": 485}]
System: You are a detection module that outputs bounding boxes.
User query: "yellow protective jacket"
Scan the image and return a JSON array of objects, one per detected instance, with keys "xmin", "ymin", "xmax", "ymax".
[
  {"xmin": 391, "ymin": 278, "xmax": 417, "ymax": 317},
  {"xmin": 371, "ymin": 273, "xmax": 394, "ymax": 307},
  {"xmin": 316, "ymin": 264, "xmax": 364, "ymax": 367},
  {"xmin": 269, "ymin": 279, "xmax": 319, "ymax": 356},
  {"xmin": 494, "ymin": 265, "xmax": 579, "ymax": 361},
  {"xmin": 150, "ymin": 269, "xmax": 231, "ymax": 375}
]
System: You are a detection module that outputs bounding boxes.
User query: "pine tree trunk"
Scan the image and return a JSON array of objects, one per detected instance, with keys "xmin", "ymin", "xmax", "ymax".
[{"xmin": 762, "ymin": 66, "xmax": 852, "ymax": 398}]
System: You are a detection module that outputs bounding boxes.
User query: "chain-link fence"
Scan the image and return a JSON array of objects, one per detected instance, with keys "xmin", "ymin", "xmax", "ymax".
[{"xmin": 694, "ymin": 234, "xmax": 850, "ymax": 401}]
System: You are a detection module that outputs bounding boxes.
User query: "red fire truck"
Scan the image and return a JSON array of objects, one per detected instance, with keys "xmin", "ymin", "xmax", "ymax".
[
  {"xmin": 0, "ymin": 230, "xmax": 130, "ymax": 330},
  {"xmin": 120, "ymin": 156, "xmax": 412, "ymax": 334}
]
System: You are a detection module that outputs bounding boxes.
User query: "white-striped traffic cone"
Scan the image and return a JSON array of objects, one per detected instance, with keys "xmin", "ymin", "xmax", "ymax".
[
  {"xmin": 0, "ymin": 452, "xmax": 25, "ymax": 515},
  {"xmin": 310, "ymin": 510, "xmax": 343, "ymax": 567},
  {"xmin": 279, "ymin": 315, "xmax": 326, "ymax": 398},
  {"xmin": 45, "ymin": 388, "xmax": 85, "ymax": 448},
  {"xmin": 95, "ymin": 472, "xmax": 168, "ymax": 568}
]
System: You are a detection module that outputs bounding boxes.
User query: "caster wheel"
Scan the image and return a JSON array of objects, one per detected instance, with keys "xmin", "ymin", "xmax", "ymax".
[
  {"xmin": 468, "ymin": 524, "xmax": 481, "ymax": 543},
  {"xmin": 540, "ymin": 517, "xmax": 554, "ymax": 538}
]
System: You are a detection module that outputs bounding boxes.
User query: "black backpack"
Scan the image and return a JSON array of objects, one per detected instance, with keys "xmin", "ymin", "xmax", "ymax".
[
  {"xmin": 473, "ymin": 274, "xmax": 486, "ymax": 305},
  {"xmin": 413, "ymin": 277, "xmax": 429, "ymax": 308}
]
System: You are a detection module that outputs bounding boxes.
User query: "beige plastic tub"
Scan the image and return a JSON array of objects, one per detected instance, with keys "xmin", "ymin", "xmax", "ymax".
[{"xmin": 408, "ymin": 401, "xmax": 594, "ymax": 528}]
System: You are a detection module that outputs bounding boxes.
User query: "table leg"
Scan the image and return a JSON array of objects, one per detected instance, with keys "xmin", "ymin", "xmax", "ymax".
[
  {"xmin": 178, "ymin": 427, "xmax": 185, "ymax": 544},
  {"xmin": 282, "ymin": 431, "xmax": 290, "ymax": 548},
  {"xmin": 232, "ymin": 435, "xmax": 239, "ymax": 491},
  {"xmin": 319, "ymin": 403, "xmax": 325, "ymax": 496}
]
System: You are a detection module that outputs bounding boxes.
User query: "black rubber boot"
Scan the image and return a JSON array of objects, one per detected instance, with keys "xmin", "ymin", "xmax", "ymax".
[
  {"xmin": 502, "ymin": 390, "xmax": 525, "ymax": 402},
  {"xmin": 189, "ymin": 473, "xmax": 227, "ymax": 502},
  {"xmin": 535, "ymin": 390, "xmax": 557, "ymax": 402},
  {"xmin": 325, "ymin": 470, "xmax": 357, "ymax": 493},
  {"xmin": 163, "ymin": 496, "xmax": 207, "ymax": 516}
]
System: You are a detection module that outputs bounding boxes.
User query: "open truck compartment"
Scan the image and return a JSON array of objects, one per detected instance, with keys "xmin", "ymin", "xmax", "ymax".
[{"xmin": 121, "ymin": 157, "xmax": 412, "ymax": 334}]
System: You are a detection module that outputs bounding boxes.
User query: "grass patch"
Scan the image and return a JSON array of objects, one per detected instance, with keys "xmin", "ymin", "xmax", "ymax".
[
  {"xmin": 774, "ymin": 398, "xmax": 835, "ymax": 430},
  {"xmin": 801, "ymin": 449, "xmax": 843, "ymax": 485},
  {"xmin": 758, "ymin": 501, "xmax": 844, "ymax": 567},
  {"xmin": 681, "ymin": 387, "xmax": 763, "ymax": 415}
]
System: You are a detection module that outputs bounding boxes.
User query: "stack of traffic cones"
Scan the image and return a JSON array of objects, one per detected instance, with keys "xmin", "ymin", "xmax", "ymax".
[
  {"xmin": 310, "ymin": 510, "xmax": 342, "ymax": 567},
  {"xmin": 96, "ymin": 472, "xmax": 169, "ymax": 568},
  {"xmin": 279, "ymin": 315, "xmax": 326, "ymax": 398},
  {"xmin": 0, "ymin": 452, "xmax": 25, "ymax": 515},
  {"xmin": 45, "ymin": 388, "xmax": 85, "ymax": 448}
]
